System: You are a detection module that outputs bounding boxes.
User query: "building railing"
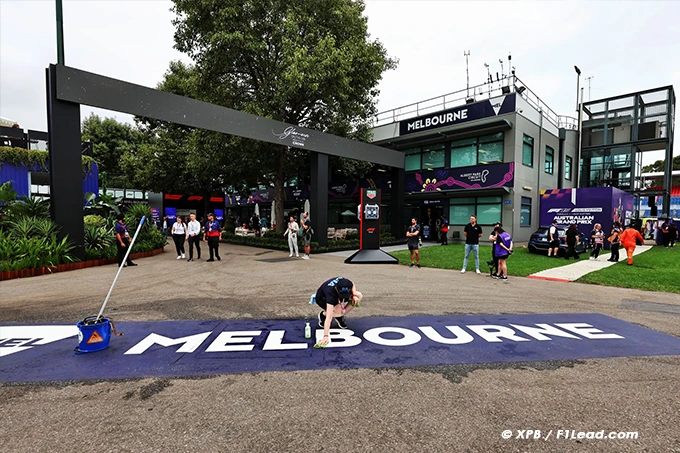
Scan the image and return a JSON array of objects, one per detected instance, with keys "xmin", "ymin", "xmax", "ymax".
[{"xmin": 373, "ymin": 75, "xmax": 578, "ymax": 131}]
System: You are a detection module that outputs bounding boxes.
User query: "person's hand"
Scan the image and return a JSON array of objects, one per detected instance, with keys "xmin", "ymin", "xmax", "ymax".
[
  {"xmin": 316, "ymin": 335, "xmax": 329, "ymax": 347},
  {"xmin": 120, "ymin": 243, "xmax": 126, "ymax": 248}
]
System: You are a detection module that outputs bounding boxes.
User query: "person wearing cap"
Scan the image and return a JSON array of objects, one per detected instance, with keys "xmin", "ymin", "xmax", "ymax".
[
  {"xmin": 203, "ymin": 213, "xmax": 222, "ymax": 262},
  {"xmin": 619, "ymin": 223, "xmax": 644, "ymax": 266},
  {"xmin": 548, "ymin": 219, "xmax": 560, "ymax": 257},
  {"xmin": 114, "ymin": 214, "xmax": 137, "ymax": 268},
  {"xmin": 314, "ymin": 277, "xmax": 363, "ymax": 347}
]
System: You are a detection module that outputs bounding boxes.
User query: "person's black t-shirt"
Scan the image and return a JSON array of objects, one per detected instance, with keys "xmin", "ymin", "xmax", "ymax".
[
  {"xmin": 566, "ymin": 228, "xmax": 578, "ymax": 244},
  {"xmin": 464, "ymin": 223, "xmax": 483, "ymax": 245},
  {"xmin": 407, "ymin": 224, "xmax": 420, "ymax": 245},
  {"xmin": 315, "ymin": 277, "xmax": 352, "ymax": 308}
]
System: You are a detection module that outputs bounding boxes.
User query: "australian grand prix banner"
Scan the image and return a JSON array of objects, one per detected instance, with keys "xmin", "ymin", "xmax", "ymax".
[
  {"xmin": 399, "ymin": 94, "xmax": 516, "ymax": 136},
  {"xmin": 405, "ymin": 162, "xmax": 514, "ymax": 193},
  {"xmin": 539, "ymin": 187, "xmax": 634, "ymax": 248}
]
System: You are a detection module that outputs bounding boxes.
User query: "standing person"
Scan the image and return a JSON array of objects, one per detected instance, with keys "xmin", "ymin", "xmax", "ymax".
[
  {"xmin": 301, "ymin": 212, "xmax": 313, "ymax": 260},
  {"xmin": 668, "ymin": 222, "xmax": 678, "ymax": 247},
  {"xmin": 439, "ymin": 215, "xmax": 449, "ymax": 245},
  {"xmin": 564, "ymin": 224, "xmax": 581, "ymax": 260},
  {"xmin": 661, "ymin": 221, "xmax": 670, "ymax": 247},
  {"xmin": 186, "ymin": 213, "xmax": 202, "ymax": 262},
  {"xmin": 589, "ymin": 223, "xmax": 605, "ymax": 261},
  {"xmin": 607, "ymin": 222, "xmax": 621, "ymax": 262},
  {"xmin": 461, "ymin": 215, "xmax": 482, "ymax": 274},
  {"xmin": 114, "ymin": 214, "xmax": 137, "ymax": 267},
  {"xmin": 493, "ymin": 225, "xmax": 513, "ymax": 281},
  {"xmin": 548, "ymin": 220, "xmax": 560, "ymax": 257},
  {"xmin": 162, "ymin": 216, "xmax": 168, "ymax": 236},
  {"xmin": 487, "ymin": 221, "xmax": 501, "ymax": 277},
  {"xmin": 619, "ymin": 223, "xmax": 645, "ymax": 266},
  {"xmin": 171, "ymin": 215, "xmax": 187, "ymax": 260},
  {"xmin": 406, "ymin": 217, "xmax": 421, "ymax": 268},
  {"xmin": 203, "ymin": 213, "xmax": 222, "ymax": 262},
  {"xmin": 313, "ymin": 277, "xmax": 363, "ymax": 347},
  {"xmin": 283, "ymin": 215, "xmax": 299, "ymax": 258}
]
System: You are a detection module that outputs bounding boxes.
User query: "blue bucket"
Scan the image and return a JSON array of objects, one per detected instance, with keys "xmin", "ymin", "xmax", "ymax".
[{"xmin": 75, "ymin": 317, "xmax": 112, "ymax": 354}]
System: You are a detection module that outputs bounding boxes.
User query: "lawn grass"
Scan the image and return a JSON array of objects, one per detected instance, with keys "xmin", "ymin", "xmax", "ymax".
[
  {"xmin": 576, "ymin": 245, "xmax": 680, "ymax": 294},
  {"xmin": 389, "ymin": 244, "xmax": 583, "ymax": 277}
]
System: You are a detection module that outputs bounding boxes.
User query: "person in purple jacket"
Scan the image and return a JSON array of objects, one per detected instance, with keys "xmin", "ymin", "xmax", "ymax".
[{"xmin": 491, "ymin": 224, "xmax": 513, "ymax": 281}]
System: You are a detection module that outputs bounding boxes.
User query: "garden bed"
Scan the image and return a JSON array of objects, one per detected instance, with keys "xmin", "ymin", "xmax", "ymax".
[{"xmin": 0, "ymin": 248, "xmax": 164, "ymax": 281}]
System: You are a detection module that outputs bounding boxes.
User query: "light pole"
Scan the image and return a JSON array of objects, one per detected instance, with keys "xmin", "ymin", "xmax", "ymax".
[
  {"xmin": 574, "ymin": 65, "xmax": 581, "ymax": 112},
  {"xmin": 56, "ymin": 0, "xmax": 65, "ymax": 64}
]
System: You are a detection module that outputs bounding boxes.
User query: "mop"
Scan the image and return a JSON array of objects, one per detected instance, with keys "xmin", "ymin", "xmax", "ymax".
[{"xmin": 75, "ymin": 216, "xmax": 146, "ymax": 353}]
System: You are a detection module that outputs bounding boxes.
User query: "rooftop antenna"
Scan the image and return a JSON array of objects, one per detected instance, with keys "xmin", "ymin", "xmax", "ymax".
[
  {"xmin": 585, "ymin": 75, "xmax": 594, "ymax": 101},
  {"xmin": 484, "ymin": 63, "xmax": 492, "ymax": 98},
  {"xmin": 464, "ymin": 50, "xmax": 471, "ymax": 99},
  {"xmin": 499, "ymin": 58, "xmax": 505, "ymax": 80},
  {"xmin": 508, "ymin": 52, "xmax": 513, "ymax": 86}
]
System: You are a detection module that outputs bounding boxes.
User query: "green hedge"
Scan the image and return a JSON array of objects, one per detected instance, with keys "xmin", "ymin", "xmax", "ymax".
[{"xmin": 0, "ymin": 146, "xmax": 95, "ymax": 173}]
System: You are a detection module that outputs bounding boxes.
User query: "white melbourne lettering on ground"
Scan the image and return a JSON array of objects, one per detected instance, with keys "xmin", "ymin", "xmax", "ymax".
[
  {"xmin": 121, "ymin": 322, "xmax": 625, "ymax": 355},
  {"xmin": 0, "ymin": 326, "xmax": 79, "ymax": 357}
]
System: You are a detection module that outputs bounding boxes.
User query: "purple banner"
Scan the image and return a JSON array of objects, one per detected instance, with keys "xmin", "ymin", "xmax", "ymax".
[
  {"xmin": 539, "ymin": 187, "xmax": 634, "ymax": 245},
  {"xmin": 164, "ymin": 207, "xmax": 176, "ymax": 223},
  {"xmin": 405, "ymin": 163, "xmax": 514, "ymax": 193}
]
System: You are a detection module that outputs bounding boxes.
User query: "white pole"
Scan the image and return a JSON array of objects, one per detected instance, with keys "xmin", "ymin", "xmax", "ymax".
[{"xmin": 95, "ymin": 215, "xmax": 146, "ymax": 321}]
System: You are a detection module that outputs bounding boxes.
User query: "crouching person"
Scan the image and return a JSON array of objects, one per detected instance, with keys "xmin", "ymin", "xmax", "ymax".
[{"xmin": 314, "ymin": 277, "xmax": 363, "ymax": 347}]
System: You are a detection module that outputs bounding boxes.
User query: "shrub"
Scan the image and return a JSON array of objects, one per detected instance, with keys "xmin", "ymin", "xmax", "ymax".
[
  {"xmin": 84, "ymin": 225, "xmax": 115, "ymax": 251},
  {"xmin": 33, "ymin": 218, "xmax": 60, "ymax": 238},
  {"xmin": 84, "ymin": 214, "xmax": 106, "ymax": 228}
]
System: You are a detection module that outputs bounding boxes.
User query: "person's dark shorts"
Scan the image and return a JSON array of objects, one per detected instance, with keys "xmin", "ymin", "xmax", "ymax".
[
  {"xmin": 408, "ymin": 242, "xmax": 419, "ymax": 251},
  {"xmin": 302, "ymin": 235, "xmax": 311, "ymax": 246},
  {"xmin": 549, "ymin": 239, "xmax": 560, "ymax": 248}
]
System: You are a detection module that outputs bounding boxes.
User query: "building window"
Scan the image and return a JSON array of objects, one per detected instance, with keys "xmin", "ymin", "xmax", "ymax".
[
  {"xmin": 545, "ymin": 146, "xmax": 554, "ymax": 174},
  {"xmin": 522, "ymin": 135, "xmax": 534, "ymax": 167},
  {"xmin": 405, "ymin": 148, "xmax": 421, "ymax": 171},
  {"xmin": 450, "ymin": 196, "xmax": 502, "ymax": 225},
  {"xmin": 421, "ymin": 144, "xmax": 445, "ymax": 170},
  {"xmin": 520, "ymin": 197, "xmax": 532, "ymax": 227},
  {"xmin": 450, "ymin": 132, "xmax": 504, "ymax": 168},
  {"xmin": 478, "ymin": 133, "xmax": 504, "ymax": 164},
  {"xmin": 476, "ymin": 196, "xmax": 502, "ymax": 225},
  {"xmin": 565, "ymin": 156, "xmax": 573, "ymax": 180}
]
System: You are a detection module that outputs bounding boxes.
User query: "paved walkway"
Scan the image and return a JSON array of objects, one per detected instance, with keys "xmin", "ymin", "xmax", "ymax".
[{"xmin": 527, "ymin": 245, "xmax": 652, "ymax": 282}]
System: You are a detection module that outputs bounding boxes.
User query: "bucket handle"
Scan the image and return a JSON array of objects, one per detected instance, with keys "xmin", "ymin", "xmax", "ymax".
[{"xmin": 79, "ymin": 315, "xmax": 124, "ymax": 337}]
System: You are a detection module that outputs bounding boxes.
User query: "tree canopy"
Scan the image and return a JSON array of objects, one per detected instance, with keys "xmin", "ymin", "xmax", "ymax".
[
  {"xmin": 81, "ymin": 113, "xmax": 143, "ymax": 188},
  {"xmin": 164, "ymin": 0, "xmax": 397, "ymax": 229}
]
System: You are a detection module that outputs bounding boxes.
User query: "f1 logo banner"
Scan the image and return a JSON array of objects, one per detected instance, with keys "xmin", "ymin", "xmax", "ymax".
[{"xmin": 2, "ymin": 313, "xmax": 680, "ymax": 383}]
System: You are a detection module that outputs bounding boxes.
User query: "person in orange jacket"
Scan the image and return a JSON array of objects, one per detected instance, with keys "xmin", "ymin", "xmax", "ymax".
[{"xmin": 618, "ymin": 223, "xmax": 644, "ymax": 266}]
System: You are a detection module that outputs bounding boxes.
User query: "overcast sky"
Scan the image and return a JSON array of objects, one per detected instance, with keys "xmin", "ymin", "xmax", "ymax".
[{"xmin": 1, "ymin": 0, "xmax": 678, "ymax": 162}]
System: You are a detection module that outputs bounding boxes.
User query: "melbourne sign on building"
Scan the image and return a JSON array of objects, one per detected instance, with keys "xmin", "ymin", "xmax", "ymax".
[{"xmin": 399, "ymin": 94, "xmax": 516, "ymax": 136}]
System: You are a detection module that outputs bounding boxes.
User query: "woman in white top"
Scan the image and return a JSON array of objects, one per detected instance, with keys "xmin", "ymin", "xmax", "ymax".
[
  {"xmin": 171, "ymin": 216, "xmax": 187, "ymax": 259},
  {"xmin": 283, "ymin": 215, "xmax": 300, "ymax": 258}
]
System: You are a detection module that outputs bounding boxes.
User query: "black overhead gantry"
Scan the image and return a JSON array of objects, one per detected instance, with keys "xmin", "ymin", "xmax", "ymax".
[{"xmin": 46, "ymin": 64, "xmax": 405, "ymax": 259}]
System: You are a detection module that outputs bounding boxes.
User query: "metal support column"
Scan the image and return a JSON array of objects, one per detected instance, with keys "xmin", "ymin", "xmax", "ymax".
[
  {"xmin": 310, "ymin": 152, "xmax": 329, "ymax": 246},
  {"xmin": 663, "ymin": 91, "xmax": 674, "ymax": 216},
  {"xmin": 391, "ymin": 167, "xmax": 405, "ymax": 238},
  {"xmin": 46, "ymin": 64, "xmax": 84, "ymax": 260}
]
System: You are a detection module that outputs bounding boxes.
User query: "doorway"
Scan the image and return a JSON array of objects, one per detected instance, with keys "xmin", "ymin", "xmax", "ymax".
[{"xmin": 421, "ymin": 205, "xmax": 444, "ymax": 241}]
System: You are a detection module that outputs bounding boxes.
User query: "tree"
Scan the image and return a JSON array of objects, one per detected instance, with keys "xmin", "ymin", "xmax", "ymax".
[
  {"xmin": 169, "ymin": 0, "xmax": 397, "ymax": 230},
  {"xmin": 642, "ymin": 155, "xmax": 680, "ymax": 187},
  {"xmin": 81, "ymin": 114, "xmax": 145, "ymax": 188}
]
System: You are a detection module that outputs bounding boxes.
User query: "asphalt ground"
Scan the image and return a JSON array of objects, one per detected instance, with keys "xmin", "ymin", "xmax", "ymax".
[{"xmin": 1, "ymin": 243, "xmax": 679, "ymax": 453}]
